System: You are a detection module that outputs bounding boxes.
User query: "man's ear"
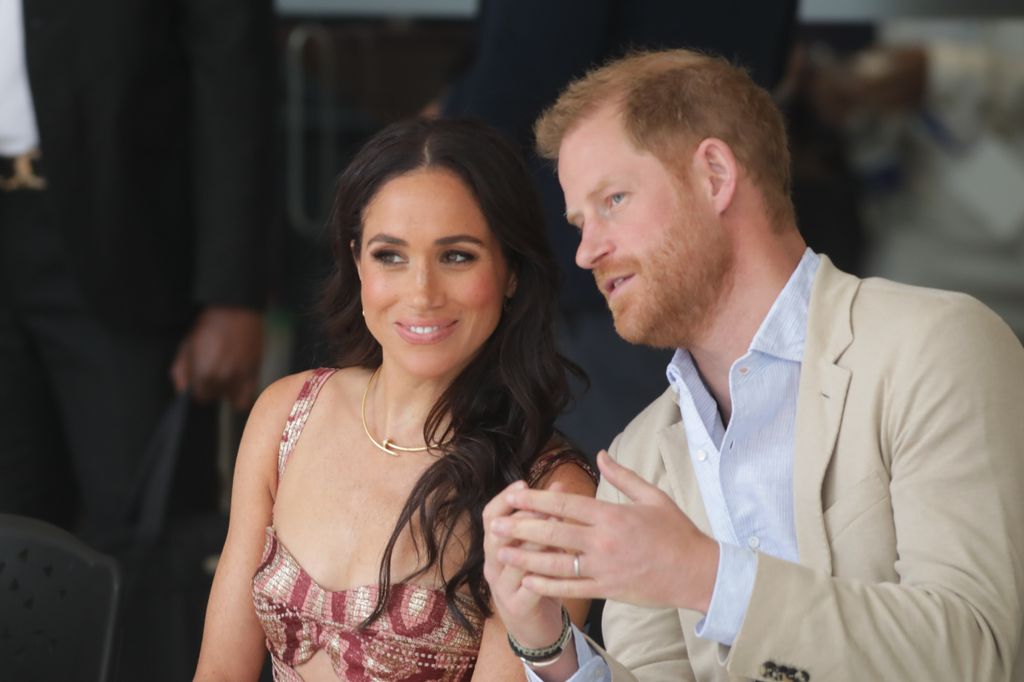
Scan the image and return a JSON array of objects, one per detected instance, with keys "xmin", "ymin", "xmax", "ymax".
[{"xmin": 691, "ymin": 138, "xmax": 738, "ymax": 216}]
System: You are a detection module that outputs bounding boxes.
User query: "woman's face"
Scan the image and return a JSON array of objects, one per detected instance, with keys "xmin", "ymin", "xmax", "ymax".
[{"xmin": 355, "ymin": 168, "xmax": 514, "ymax": 382}]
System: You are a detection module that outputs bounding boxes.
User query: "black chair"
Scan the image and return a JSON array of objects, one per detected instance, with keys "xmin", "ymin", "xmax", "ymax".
[{"xmin": 0, "ymin": 514, "xmax": 121, "ymax": 682}]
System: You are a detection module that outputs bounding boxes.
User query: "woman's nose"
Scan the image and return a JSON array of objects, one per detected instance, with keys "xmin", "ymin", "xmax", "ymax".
[{"xmin": 410, "ymin": 263, "xmax": 444, "ymax": 308}]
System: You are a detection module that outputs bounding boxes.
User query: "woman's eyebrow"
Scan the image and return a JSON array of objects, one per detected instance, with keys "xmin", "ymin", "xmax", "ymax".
[
  {"xmin": 435, "ymin": 235, "xmax": 484, "ymax": 246},
  {"xmin": 365, "ymin": 234, "xmax": 405, "ymax": 246}
]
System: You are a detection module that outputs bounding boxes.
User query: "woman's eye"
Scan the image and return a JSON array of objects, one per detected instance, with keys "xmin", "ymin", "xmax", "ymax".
[
  {"xmin": 371, "ymin": 250, "xmax": 405, "ymax": 265},
  {"xmin": 442, "ymin": 250, "xmax": 476, "ymax": 264}
]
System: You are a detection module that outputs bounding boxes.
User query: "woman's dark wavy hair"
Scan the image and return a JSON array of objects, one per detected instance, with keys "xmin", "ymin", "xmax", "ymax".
[{"xmin": 319, "ymin": 118, "xmax": 583, "ymax": 633}]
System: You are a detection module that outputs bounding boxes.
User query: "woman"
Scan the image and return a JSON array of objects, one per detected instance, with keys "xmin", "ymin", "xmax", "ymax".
[{"xmin": 194, "ymin": 119, "xmax": 596, "ymax": 681}]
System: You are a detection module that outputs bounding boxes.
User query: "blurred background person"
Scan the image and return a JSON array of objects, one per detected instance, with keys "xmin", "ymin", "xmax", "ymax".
[
  {"xmin": 0, "ymin": 0, "xmax": 274, "ymax": 546},
  {"xmin": 778, "ymin": 22, "xmax": 877, "ymax": 279},
  {"xmin": 1, "ymin": 1, "xmax": 274, "ymax": 679},
  {"xmin": 807, "ymin": 18, "xmax": 1024, "ymax": 339}
]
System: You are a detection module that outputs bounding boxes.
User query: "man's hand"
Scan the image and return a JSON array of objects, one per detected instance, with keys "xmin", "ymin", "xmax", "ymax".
[
  {"xmin": 170, "ymin": 306, "xmax": 263, "ymax": 409},
  {"xmin": 492, "ymin": 450, "xmax": 720, "ymax": 613}
]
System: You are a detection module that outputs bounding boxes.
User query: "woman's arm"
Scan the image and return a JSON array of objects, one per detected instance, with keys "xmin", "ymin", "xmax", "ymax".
[
  {"xmin": 472, "ymin": 462, "xmax": 598, "ymax": 681},
  {"xmin": 193, "ymin": 372, "xmax": 312, "ymax": 681}
]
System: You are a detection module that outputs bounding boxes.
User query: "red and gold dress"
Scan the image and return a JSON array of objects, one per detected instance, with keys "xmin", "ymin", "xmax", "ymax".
[
  {"xmin": 253, "ymin": 526, "xmax": 482, "ymax": 681},
  {"xmin": 252, "ymin": 368, "xmax": 481, "ymax": 681},
  {"xmin": 252, "ymin": 368, "xmax": 594, "ymax": 680}
]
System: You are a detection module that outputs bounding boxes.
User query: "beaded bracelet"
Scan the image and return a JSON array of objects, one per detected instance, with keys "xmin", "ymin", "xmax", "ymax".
[{"xmin": 507, "ymin": 606, "xmax": 573, "ymax": 668}]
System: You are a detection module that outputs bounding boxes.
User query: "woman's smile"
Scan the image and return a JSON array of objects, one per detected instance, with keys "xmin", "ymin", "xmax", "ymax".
[{"xmin": 394, "ymin": 319, "xmax": 459, "ymax": 344}]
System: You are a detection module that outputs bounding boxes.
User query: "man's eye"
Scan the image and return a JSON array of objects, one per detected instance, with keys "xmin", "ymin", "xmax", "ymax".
[
  {"xmin": 442, "ymin": 250, "xmax": 476, "ymax": 264},
  {"xmin": 371, "ymin": 250, "xmax": 404, "ymax": 265},
  {"xmin": 610, "ymin": 192, "xmax": 626, "ymax": 206}
]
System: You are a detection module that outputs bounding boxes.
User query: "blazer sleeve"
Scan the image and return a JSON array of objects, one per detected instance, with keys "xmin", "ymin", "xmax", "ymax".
[
  {"xmin": 588, "ymin": 435, "xmax": 697, "ymax": 682},
  {"xmin": 179, "ymin": 0, "xmax": 275, "ymax": 309},
  {"xmin": 723, "ymin": 295, "xmax": 1024, "ymax": 681}
]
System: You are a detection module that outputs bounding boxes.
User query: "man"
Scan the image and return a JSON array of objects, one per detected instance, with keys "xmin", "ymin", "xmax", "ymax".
[
  {"xmin": 0, "ymin": 0, "xmax": 273, "ymax": 545},
  {"xmin": 483, "ymin": 49, "xmax": 1024, "ymax": 681}
]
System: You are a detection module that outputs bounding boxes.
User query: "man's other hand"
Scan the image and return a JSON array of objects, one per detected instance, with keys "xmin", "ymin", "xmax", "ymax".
[
  {"xmin": 170, "ymin": 306, "xmax": 263, "ymax": 409},
  {"xmin": 492, "ymin": 450, "xmax": 720, "ymax": 613}
]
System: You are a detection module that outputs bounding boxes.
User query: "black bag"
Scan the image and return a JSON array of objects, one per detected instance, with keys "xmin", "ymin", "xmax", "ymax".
[{"xmin": 112, "ymin": 391, "xmax": 228, "ymax": 682}]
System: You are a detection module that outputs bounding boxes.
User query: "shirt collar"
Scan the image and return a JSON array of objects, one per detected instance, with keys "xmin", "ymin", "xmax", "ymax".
[
  {"xmin": 749, "ymin": 248, "xmax": 819, "ymax": 362},
  {"xmin": 666, "ymin": 248, "xmax": 819, "ymax": 394}
]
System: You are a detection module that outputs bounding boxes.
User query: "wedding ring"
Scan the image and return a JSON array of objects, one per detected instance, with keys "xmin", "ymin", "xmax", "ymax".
[{"xmin": 572, "ymin": 553, "xmax": 581, "ymax": 578}]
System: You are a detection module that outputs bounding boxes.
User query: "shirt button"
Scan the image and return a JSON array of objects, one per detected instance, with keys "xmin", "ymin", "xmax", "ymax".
[
  {"xmin": 695, "ymin": 449, "xmax": 707, "ymax": 462},
  {"xmin": 747, "ymin": 536, "xmax": 760, "ymax": 549},
  {"xmin": 738, "ymin": 366, "xmax": 749, "ymax": 375}
]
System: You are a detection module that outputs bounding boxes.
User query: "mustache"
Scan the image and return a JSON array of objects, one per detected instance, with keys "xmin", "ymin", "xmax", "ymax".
[
  {"xmin": 593, "ymin": 258, "xmax": 639, "ymax": 282},
  {"xmin": 593, "ymin": 259, "xmax": 639, "ymax": 292}
]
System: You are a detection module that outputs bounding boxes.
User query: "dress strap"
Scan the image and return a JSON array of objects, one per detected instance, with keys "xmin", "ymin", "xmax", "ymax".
[
  {"xmin": 527, "ymin": 441, "xmax": 598, "ymax": 488},
  {"xmin": 277, "ymin": 368, "xmax": 338, "ymax": 483}
]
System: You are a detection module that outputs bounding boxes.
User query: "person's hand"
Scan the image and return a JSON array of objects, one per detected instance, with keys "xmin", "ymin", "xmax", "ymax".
[
  {"xmin": 491, "ymin": 450, "xmax": 720, "ymax": 613},
  {"xmin": 170, "ymin": 306, "xmax": 263, "ymax": 409},
  {"xmin": 483, "ymin": 481, "xmax": 568, "ymax": 651}
]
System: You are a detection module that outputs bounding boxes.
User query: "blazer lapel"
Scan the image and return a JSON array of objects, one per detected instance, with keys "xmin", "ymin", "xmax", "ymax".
[
  {"xmin": 792, "ymin": 257, "xmax": 858, "ymax": 575},
  {"xmin": 657, "ymin": 413, "xmax": 712, "ymax": 535}
]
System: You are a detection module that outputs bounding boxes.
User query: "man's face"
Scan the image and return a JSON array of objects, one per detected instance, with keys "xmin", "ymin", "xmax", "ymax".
[{"xmin": 558, "ymin": 107, "xmax": 733, "ymax": 349}]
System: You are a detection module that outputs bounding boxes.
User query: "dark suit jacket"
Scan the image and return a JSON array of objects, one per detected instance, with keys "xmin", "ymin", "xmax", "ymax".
[{"xmin": 22, "ymin": 0, "xmax": 275, "ymax": 330}]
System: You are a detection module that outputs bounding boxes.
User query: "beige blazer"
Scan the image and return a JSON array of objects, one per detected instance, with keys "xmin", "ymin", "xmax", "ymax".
[{"xmin": 592, "ymin": 257, "xmax": 1024, "ymax": 681}]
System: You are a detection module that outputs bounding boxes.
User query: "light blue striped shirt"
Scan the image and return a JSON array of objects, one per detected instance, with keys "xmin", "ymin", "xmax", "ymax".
[
  {"xmin": 674, "ymin": 247, "xmax": 817, "ymax": 643},
  {"xmin": 525, "ymin": 248, "xmax": 819, "ymax": 681}
]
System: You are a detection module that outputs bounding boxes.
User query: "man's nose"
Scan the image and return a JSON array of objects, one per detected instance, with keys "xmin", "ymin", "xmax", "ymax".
[{"xmin": 575, "ymin": 220, "xmax": 612, "ymax": 270}]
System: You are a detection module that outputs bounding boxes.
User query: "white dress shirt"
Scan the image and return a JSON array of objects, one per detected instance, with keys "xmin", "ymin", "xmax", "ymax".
[{"xmin": 0, "ymin": 0, "xmax": 41, "ymax": 156}]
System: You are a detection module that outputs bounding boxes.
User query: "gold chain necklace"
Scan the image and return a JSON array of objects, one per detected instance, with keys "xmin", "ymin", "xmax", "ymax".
[{"xmin": 360, "ymin": 367, "xmax": 431, "ymax": 456}]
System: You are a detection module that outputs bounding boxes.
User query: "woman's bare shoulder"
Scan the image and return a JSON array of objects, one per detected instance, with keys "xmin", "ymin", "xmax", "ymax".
[
  {"xmin": 256, "ymin": 369, "xmax": 317, "ymax": 413},
  {"xmin": 246, "ymin": 367, "xmax": 370, "ymax": 456},
  {"xmin": 252, "ymin": 367, "xmax": 364, "ymax": 420},
  {"xmin": 540, "ymin": 459, "xmax": 598, "ymax": 496},
  {"xmin": 529, "ymin": 436, "xmax": 598, "ymax": 494},
  {"xmin": 234, "ymin": 371, "xmax": 319, "ymax": 473}
]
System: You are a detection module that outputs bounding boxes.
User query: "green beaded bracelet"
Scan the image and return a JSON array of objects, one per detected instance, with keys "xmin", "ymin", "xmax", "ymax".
[{"xmin": 507, "ymin": 606, "xmax": 573, "ymax": 668}]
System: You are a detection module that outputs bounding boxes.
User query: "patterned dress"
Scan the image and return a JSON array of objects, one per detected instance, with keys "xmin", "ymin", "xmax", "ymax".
[
  {"xmin": 253, "ymin": 525, "xmax": 482, "ymax": 681},
  {"xmin": 252, "ymin": 368, "xmax": 480, "ymax": 680},
  {"xmin": 251, "ymin": 368, "xmax": 594, "ymax": 681}
]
